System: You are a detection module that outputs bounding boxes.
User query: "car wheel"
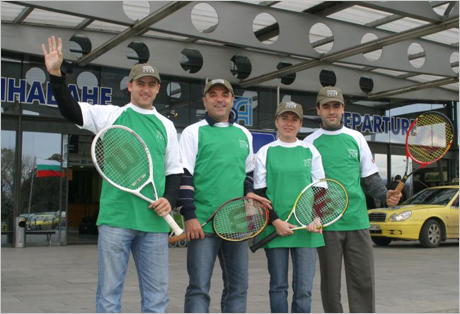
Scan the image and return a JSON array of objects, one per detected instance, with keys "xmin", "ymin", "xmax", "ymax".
[
  {"xmin": 419, "ymin": 219, "xmax": 442, "ymax": 248},
  {"xmin": 168, "ymin": 238, "xmax": 178, "ymax": 248},
  {"xmin": 372, "ymin": 237, "xmax": 392, "ymax": 246},
  {"xmin": 178, "ymin": 239, "xmax": 188, "ymax": 248}
]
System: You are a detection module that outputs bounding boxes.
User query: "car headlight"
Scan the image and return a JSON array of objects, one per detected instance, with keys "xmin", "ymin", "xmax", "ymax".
[{"xmin": 390, "ymin": 211, "xmax": 412, "ymax": 222}]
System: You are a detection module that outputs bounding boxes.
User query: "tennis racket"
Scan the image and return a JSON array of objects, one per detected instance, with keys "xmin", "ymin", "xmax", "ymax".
[
  {"xmin": 91, "ymin": 125, "xmax": 183, "ymax": 236},
  {"xmin": 396, "ymin": 112, "xmax": 454, "ymax": 193},
  {"xmin": 168, "ymin": 196, "xmax": 269, "ymax": 244},
  {"xmin": 250, "ymin": 179, "xmax": 348, "ymax": 253}
]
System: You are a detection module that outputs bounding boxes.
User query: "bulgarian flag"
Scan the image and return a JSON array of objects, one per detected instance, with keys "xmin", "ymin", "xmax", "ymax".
[{"xmin": 36, "ymin": 159, "xmax": 64, "ymax": 178}]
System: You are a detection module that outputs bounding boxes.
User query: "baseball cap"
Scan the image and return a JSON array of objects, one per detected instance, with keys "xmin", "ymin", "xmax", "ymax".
[
  {"xmin": 128, "ymin": 63, "xmax": 161, "ymax": 82},
  {"xmin": 317, "ymin": 86, "xmax": 344, "ymax": 106},
  {"xmin": 275, "ymin": 101, "xmax": 303, "ymax": 119},
  {"xmin": 203, "ymin": 79, "xmax": 234, "ymax": 95}
]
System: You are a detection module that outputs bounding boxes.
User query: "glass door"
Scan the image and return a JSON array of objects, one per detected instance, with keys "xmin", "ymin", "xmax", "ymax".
[{"xmin": 21, "ymin": 131, "xmax": 68, "ymax": 246}]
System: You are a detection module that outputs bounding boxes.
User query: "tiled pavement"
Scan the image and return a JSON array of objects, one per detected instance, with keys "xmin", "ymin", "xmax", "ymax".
[{"xmin": 1, "ymin": 240, "xmax": 458, "ymax": 313}]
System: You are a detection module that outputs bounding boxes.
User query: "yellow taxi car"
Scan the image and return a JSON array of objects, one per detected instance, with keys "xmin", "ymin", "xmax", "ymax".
[
  {"xmin": 30, "ymin": 214, "xmax": 59, "ymax": 230},
  {"xmin": 368, "ymin": 185, "xmax": 459, "ymax": 248}
]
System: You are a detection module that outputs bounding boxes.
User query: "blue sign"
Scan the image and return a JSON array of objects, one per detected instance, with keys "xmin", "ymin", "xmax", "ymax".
[
  {"xmin": 251, "ymin": 131, "xmax": 276, "ymax": 153},
  {"xmin": 343, "ymin": 112, "xmax": 413, "ymax": 136},
  {"xmin": 234, "ymin": 97, "xmax": 253, "ymax": 126},
  {"xmin": 1, "ymin": 77, "xmax": 113, "ymax": 106}
]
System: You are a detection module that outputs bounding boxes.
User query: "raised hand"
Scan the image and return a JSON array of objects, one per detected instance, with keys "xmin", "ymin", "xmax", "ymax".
[{"xmin": 41, "ymin": 36, "xmax": 63, "ymax": 76}]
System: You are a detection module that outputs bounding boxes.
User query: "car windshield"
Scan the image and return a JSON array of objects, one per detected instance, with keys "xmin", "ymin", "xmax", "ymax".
[{"xmin": 403, "ymin": 188, "xmax": 458, "ymax": 206}]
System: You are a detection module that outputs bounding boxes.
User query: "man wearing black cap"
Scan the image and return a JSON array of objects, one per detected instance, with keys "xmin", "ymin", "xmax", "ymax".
[
  {"xmin": 42, "ymin": 36, "xmax": 182, "ymax": 312},
  {"xmin": 304, "ymin": 86, "xmax": 401, "ymax": 313},
  {"xmin": 177, "ymin": 79, "xmax": 270, "ymax": 313}
]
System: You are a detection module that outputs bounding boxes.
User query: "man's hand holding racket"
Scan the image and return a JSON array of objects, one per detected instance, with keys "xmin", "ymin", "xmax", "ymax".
[
  {"xmin": 148, "ymin": 198, "xmax": 173, "ymax": 217},
  {"xmin": 272, "ymin": 219, "xmax": 295, "ymax": 237},
  {"xmin": 245, "ymin": 192, "xmax": 272, "ymax": 210},
  {"xmin": 306, "ymin": 217, "xmax": 323, "ymax": 234},
  {"xmin": 272, "ymin": 217, "xmax": 322, "ymax": 237},
  {"xmin": 386, "ymin": 190, "xmax": 402, "ymax": 207},
  {"xmin": 184, "ymin": 218, "xmax": 205, "ymax": 241}
]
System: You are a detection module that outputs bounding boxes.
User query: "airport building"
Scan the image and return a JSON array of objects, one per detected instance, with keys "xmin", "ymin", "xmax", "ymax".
[{"xmin": 1, "ymin": 1, "xmax": 458, "ymax": 245}]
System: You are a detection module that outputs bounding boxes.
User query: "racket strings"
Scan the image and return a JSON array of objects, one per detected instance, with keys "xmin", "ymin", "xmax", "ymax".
[
  {"xmin": 294, "ymin": 182, "xmax": 348, "ymax": 227},
  {"xmin": 213, "ymin": 199, "xmax": 268, "ymax": 241},
  {"xmin": 95, "ymin": 128, "xmax": 150, "ymax": 190},
  {"xmin": 408, "ymin": 114, "xmax": 453, "ymax": 163}
]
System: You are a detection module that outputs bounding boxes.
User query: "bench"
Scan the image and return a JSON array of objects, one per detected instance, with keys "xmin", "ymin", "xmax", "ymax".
[
  {"xmin": 26, "ymin": 230, "xmax": 56, "ymax": 246},
  {"xmin": 1, "ymin": 230, "xmax": 55, "ymax": 246}
]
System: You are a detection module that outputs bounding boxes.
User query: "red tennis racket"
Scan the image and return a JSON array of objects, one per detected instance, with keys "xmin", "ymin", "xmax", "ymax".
[{"xmin": 396, "ymin": 112, "xmax": 454, "ymax": 193}]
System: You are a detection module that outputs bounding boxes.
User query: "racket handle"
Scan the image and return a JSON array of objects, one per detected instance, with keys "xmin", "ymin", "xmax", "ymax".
[
  {"xmin": 164, "ymin": 214, "xmax": 184, "ymax": 236},
  {"xmin": 250, "ymin": 231, "xmax": 277, "ymax": 253},
  {"xmin": 169, "ymin": 233, "xmax": 187, "ymax": 244},
  {"xmin": 395, "ymin": 180, "xmax": 406, "ymax": 194}
]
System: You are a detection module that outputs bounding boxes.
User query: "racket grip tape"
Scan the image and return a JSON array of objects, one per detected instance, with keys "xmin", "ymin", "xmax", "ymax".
[
  {"xmin": 395, "ymin": 180, "xmax": 406, "ymax": 194},
  {"xmin": 250, "ymin": 231, "xmax": 277, "ymax": 253},
  {"xmin": 168, "ymin": 233, "xmax": 187, "ymax": 244},
  {"xmin": 164, "ymin": 214, "xmax": 184, "ymax": 236}
]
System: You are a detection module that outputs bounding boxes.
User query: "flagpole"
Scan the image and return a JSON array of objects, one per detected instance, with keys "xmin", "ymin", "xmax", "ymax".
[{"xmin": 27, "ymin": 157, "xmax": 36, "ymax": 216}]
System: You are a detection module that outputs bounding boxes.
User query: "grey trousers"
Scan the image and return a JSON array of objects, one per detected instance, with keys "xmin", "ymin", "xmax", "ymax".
[{"xmin": 317, "ymin": 229, "xmax": 375, "ymax": 313}]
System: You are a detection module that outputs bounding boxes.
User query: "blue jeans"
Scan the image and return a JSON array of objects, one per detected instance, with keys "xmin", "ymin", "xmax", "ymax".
[
  {"xmin": 265, "ymin": 247, "xmax": 317, "ymax": 313},
  {"xmin": 184, "ymin": 234, "xmax": 249, "ymax": 313},
  {"xmin": 96, "ymin": 225, "xmax": 169, "ymax": 313}
]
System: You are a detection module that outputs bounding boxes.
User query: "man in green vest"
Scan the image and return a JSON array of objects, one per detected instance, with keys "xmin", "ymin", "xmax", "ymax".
[
  {"xmin": 42, "ymin": 36, "xmax": 182, "ymax": 313},
  {"xmin": 177, "ymin": 79, "xmax": 269, "ymax": 313},
  {"xmin": 304, "ymin": 86, "xmax": 401, "ymax": 313}
]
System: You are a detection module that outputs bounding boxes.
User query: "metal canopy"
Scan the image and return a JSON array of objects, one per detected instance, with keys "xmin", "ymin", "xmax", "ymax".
[{"xmin": 2, "ymin": 1, "xmax": 459, "ymax": 101}]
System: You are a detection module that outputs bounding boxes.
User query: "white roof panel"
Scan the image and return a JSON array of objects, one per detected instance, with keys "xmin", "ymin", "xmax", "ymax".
[
  {"xmin": 25, "ymin": 9, "xmax": 85, "ymax": 28},
  {"xmin": 1, "ymin": 2, "xmax": 26, "ymax": 22},
  {"xmin": 422, "ymin": 29, "xmax": 460, "ymax": 46},
  {"xmin": 371, "ymin": 68, "xmax": 409, "ymax": 76},
  {"xmin": 328, "ymin": 5, "xmax": 392, "ymax": 26},
  {"xmin": 377, "ymin": 17, "xmax": 429, "ymax": 33},
  {"xmin": 272, "ymin": 1, "xmax": 323, "ymax": 12},
  {"xmin": 85, "ymin": 20, "xmax": 128, "ymax": 33}
]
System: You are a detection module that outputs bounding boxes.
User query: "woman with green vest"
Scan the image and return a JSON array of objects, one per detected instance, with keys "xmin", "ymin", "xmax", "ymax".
[{"xmin": 254, "ymin": 101, "xmax": 325, "ymax": 313}]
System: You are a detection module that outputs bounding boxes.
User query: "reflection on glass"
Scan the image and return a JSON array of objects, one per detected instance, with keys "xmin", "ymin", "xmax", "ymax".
[
  {"xmin": 374, "ymin": 154, "xmax": 388, "ymax": 184},
  {"xmin": 371, "ymin": 154, "xmax": 388, "ymax": 209},
  {"xmin": 1, "ymin": 131, "xmax": 16, "ymax": 236},
  {"xmin": 22, "ymin": 132, "xmax": 66, "ymax": 245},
  {"xmin": 391, "ymin": 155, "xmax": 410, "ymax": 184}
]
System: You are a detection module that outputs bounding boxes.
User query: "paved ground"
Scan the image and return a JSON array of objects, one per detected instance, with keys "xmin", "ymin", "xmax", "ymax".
[{"xmin": 1, "ymin": 240, "xmax": 458, "ymax": 313}]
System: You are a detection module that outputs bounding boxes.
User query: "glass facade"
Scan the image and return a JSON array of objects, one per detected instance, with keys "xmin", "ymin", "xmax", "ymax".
[
  {"xmin": 1, "ymin": 130, "xmax": 16, "ymax": 236},
  {"xmin": 20, "ymin": 132, "xmax": 67, "ymax": 245}
]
